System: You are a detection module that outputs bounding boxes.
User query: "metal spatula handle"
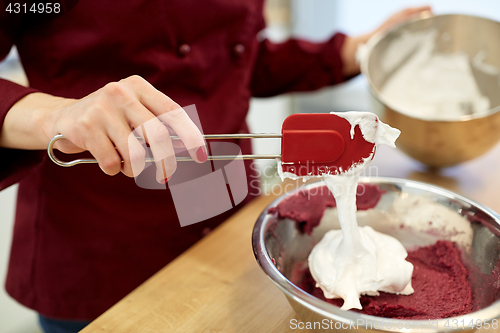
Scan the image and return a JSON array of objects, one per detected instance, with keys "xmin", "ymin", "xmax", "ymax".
[{"xmin": 47, "ymin": 133, "xmax": 282, "ymax": 167}]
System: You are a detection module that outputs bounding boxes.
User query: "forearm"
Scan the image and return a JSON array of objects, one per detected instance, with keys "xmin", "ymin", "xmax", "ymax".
[
  {"xmin": 250, "ymin": 33, "xmax": 346, "ymax": 97},
  {"xmin": 0, "ymin": 92, "xmax": 73, "ymax": 150}
]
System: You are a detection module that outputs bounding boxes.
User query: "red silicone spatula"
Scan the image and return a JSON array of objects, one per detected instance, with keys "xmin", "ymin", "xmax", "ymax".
[
  {"xmin": 280, "ymin": 113, "xmax": 375, "ymax": 176},
  {"xmin": 47, "ymin": 113, "xmax": 377, "ymax": 176}
]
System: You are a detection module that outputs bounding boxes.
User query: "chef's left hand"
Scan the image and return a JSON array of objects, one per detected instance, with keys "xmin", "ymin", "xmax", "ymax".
[{"xmin": 341, "ymin": 6, "xmax": 432, "ymax": 77}]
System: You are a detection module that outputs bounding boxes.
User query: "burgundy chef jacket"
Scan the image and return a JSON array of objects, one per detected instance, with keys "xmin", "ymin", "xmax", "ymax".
[{"xmin": 0, "ymin": 0, "xmax": 346, "ymax": 320}]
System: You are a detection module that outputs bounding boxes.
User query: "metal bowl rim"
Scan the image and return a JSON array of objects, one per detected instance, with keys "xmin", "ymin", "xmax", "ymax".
[
  {"xmin": 252, "ymin": 176, "xmax": 500, "ymax": 332},
  {"xmin": 360, "ymin": 13, "xmax": 500, "ymax": 123}
]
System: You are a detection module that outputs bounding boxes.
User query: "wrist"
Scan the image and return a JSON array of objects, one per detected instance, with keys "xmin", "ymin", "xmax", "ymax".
[
  {"xmin": 41, "ymin": 95, "xmax": 76, "ymax": 144},
  {"xmin": 0, "ymin": 92, "xmax": 75, "ymax": 149},
  {"xmin": 341, "ymin": 33, "xmax": 373, "ymax": 77}
]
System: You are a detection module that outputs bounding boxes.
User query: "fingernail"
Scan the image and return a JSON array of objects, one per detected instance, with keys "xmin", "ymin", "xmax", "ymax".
[
  {"xmin": 196, "ymin": 146, "xmax": 208, "ymax": 163},
  {"xmin": 158, "ymin": 176, "xmax": 171, "ymax": 185}
]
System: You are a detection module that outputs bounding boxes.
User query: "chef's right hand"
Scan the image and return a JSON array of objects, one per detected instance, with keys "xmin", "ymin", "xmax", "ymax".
[{"xmin": 0, "ymin": 75, "xmax": 208, "ymax": 183}]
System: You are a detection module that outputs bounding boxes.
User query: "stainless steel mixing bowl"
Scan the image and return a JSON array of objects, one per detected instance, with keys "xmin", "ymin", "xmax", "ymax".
[
  {"xmin": 361, "ymin": 14, "xmax": 500, "ymax": 167},
  {"xmin": 252, "ymin": 178, "xmax": 500, "ymax": 332}
]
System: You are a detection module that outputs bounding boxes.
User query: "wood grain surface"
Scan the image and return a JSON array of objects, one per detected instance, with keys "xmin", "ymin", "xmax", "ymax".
[{"xmin": 80, "ymin": 142, "xmax": 500, "ymax": 333}]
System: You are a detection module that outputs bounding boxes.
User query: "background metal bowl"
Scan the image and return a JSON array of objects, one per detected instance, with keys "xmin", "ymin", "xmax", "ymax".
[
  {"xmin": 361, "ymin": 14, "xmax": 500, "ymax": 168},
  {"xmin": 252, "ymin": 177, "xmax": 500, "ymax": 332}
]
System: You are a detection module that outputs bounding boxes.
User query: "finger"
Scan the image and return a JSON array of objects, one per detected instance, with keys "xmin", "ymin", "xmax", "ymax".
[
  {"xmin": 411, "ymin": 6, "xmax": 432, "ymax": 13},
  {"xmin": 119, "ymin": 100, "xmax": 177, "ymax": 182},
  {"xmin": 157, "ymin": 106, "xmax": 208, "ymax": 163},
  {"xmin": 146, "ymin": 125, "xmax": 185, "ymax": 148},
  {"xmin": 120, "ymin": 76, "xmax": 207, "ymax": 163},
  {"xmin": 142, "ymin": 119, "xmax": 177, "ymax": 183},
  {"xmin": 172, "ymin": 139, "xmax": 186, "ymax": 149},
  {"xmin": 403, "ymin": 6, "xmax": 432, "ymax": 18},
  {"xmin": 131, "ymin": 125, "xmax": 185, "ymax": 148},
  {"xmin": 132, "ymin": 125, "xmax": 147, "ymax": 146},
  {"xmin": 86, "ymin": 133, "xmax": 123, "ymax": 176},
  {"xmin": 166, "ymin": 126, "xmax": 187, "ymax": 148},
  {"xmin": 127, "ymin": 134, "xmax": 146, "ymax": 177},
  {"xmin": 105, "ymin": 120, "xmax": 146, "ymax": 178}
]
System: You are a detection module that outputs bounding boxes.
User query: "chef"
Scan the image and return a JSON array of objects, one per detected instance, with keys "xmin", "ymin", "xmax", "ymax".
[{"xmin": 0, "ymin": 2, "xmax": 430, "ymax": 332}]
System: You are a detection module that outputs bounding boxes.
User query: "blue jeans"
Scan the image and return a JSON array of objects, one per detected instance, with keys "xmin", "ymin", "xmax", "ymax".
[{"xmin": 39, "ymin": 315, "xmax": 91, "ymax": 333}]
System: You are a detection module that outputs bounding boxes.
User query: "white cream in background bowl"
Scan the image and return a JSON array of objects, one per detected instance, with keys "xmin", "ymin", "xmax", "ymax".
[{"xmin": 360, "ymin": 14, "xmax": 500, "ymax": 167}]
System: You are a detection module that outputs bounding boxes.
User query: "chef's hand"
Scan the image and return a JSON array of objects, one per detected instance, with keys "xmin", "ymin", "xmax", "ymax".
[
  {"xmin": 0, "ymin": 75, "xmax": 208, "ymax": 183},
  {"xmin": 342, "ymin": 6, "xmax": 432, "ymax": 76}
]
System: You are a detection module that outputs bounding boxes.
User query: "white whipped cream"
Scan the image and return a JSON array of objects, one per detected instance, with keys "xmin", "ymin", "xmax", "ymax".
[
  {"xmin": 334, "ymin": 111, "xmax": 400, "ymax": 150},
  {"xmin": 379, "ymin": 30, "xmax": 495, "ymax": 120},
  {"xmin": 280, "ymin": 112, "xmax": 413, "ymax": 310},
  {"xmin": 277, "ymin": 111, "xmax": 400, "ymax": 181},
  {"xmin": 310, "ymin": 173, "xmax": 414, "ymax": 310}
]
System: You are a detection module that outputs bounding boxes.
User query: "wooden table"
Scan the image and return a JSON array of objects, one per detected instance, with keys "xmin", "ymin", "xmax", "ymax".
[{"xmin": 81, "ymin": 143, "xmax": 500, "ymax": 333}]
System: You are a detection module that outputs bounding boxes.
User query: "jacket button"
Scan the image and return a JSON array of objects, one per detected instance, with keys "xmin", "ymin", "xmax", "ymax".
[
  {"xmin": 178, "ymin": 44, "xmax": 191, "ymax": 56},
  {"xmin": 233, "ymin": 43, "xmax": 245, "ymax": 56}
]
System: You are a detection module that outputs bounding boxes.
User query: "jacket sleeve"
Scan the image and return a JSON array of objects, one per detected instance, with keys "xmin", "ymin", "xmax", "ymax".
[
  {"xmin": 250, "ymin": 32, "xmax": 348, "ymax": 97},
  {"xmin": 0, "ymin": 8, "xmax": 42, "ymax": 191}
]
